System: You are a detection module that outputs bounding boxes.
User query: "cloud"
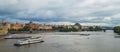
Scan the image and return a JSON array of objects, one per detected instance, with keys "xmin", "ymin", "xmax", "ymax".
[{"xmin": 0, "ymin": 0, "xmax": 120, "ymax": 26}]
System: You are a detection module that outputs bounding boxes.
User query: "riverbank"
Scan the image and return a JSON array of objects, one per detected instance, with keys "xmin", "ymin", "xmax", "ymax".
[
  {"xmin": 8, "ymin": 30, "xmax": 106, "ymax": 34},
  {"xmin": 8, "ymin": 31, "xmax": 55, "ymax": 34}
]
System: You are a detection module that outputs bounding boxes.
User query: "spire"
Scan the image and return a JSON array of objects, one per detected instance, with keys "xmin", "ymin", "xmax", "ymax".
[
  {"xmin": 16, "ymin": 21, "xmax": 18, "ymax": 24},
  {"xmin": 29, "ymin": 20, "xmax": 33, "ymax": 24}
]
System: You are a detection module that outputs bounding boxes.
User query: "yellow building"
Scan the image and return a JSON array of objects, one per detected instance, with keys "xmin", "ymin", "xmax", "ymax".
[
  {"xmin": 43, "ymin": 24, "xmax": 52, "ymax": 30},
  {"xmin": 11, "ymin": 23, "xmax": 24, "ymax": 30},
  {"xmin": 0, "ymin": 22, "xmax": 10, "ymax": 36}
]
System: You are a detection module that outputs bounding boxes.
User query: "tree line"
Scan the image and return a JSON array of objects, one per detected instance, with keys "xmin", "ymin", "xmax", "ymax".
[{"xmin": 113, "ymin": 26, "xmax": 120, "ymax": 34}]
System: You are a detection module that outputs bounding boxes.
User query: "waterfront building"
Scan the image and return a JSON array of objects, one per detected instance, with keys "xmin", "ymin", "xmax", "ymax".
[
  {"xmin": 43, "ymin": 24, "xmax": 52, "ymax": 30},
  {"xmin": 25, "ymin": 21, "xmax": 42, "ymax": 30},
  {"xmin": 81, "ymin": 26, "xmax": 89, "ymax": 30},
  {"xmin": 11, "ymin": 23, "xmax": 24, "ymax": 30},
  {"xmin": 63, "ymin": 25, "xmax": 73, "ymax": 29},
  {"xmin": 0, "ymin": 22, "xmax": 10, "ymax": 35},
  {"xmin": 74, "ymin": 23, "xmax": 82, "ymax": 29}
]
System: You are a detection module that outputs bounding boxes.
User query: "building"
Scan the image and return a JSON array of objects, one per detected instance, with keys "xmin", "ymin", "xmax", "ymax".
[
  {"xmin": 73, "ymin": 25, "xmax": 79, "ymax": 29},
  {"xmin": 62, "ymin": 25, "xmax": 72, "ymax": 29},
  {"xmin": 25, "ymin": 21, "xmax": 42, "ymax": 30},
  {"xmin": 0, "ymin": 22, "xmax": 10, "ymax": 35},
  {"xmin": 43, "ymin": 24, "xmax": 52, "ymax": 30},
  {"xmin": 81, "ymin": 26, "xmax": 89, "ymax": 30},
  {"xmin": 74, "ymin": 23, "xmax": 82, "ymax": 29},
  {"xmin": 11, "ymin": 23, "xmax": 24, "ymax": 30}
]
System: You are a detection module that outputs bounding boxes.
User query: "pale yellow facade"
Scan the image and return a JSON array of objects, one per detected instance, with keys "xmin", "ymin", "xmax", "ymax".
[{"xmin": 0, "ymin": 22, "xmax": 10, "ymax": 36}]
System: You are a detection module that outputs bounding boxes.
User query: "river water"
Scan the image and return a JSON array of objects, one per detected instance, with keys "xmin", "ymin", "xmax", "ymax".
[{"xmin": 0, "ymin": 30, "xmax": 120, "ymax": 52}]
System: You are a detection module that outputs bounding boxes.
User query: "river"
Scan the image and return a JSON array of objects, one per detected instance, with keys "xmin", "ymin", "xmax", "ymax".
[{"xmin": 0, "ymin": 30, "xmax": 120, "ymax": 52}]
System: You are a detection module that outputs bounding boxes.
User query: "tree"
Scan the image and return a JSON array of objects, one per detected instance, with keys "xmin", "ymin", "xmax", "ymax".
[{"xmin": 113, "ymin": 26, "xmax": 120, "ymax": 34}]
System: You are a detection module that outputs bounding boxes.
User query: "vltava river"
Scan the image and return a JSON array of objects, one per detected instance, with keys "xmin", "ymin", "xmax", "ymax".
[{"xmin": 0, "ymin": 30, "xmax": 120, "ymax": 52}]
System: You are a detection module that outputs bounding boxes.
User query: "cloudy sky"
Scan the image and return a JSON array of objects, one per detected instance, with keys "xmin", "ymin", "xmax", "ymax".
[{"xmin": 0, "ymin": 0, "xmax": 120, "ymax": 26}]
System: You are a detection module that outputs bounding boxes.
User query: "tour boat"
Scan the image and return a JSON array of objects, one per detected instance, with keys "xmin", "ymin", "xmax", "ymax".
[
  {"xmin": 14, "ymin": 37, "xmax": 44, "ymax": 46},
  {"xmin": 4, "ymin": 35, "xmax": 32, "ymax": 39}
]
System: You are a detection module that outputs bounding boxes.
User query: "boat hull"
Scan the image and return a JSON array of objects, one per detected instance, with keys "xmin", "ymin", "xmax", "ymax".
[
  {"xmin": 4, "ymin": 36, "xmax": 31, "ymax": 39},
  {"xmin": 14, "ymin": 40, "xmax": 44, "ymax": 46},
  {"xmin": 14, "ymin": 44, "xmax": 23, "ymax": 46},
  {"xmin": 5, "ymin": 37, "xmax": 31, "ymax": 39}
]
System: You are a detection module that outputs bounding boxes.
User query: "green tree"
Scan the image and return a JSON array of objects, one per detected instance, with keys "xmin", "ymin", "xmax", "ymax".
[{"xmin": 114, "ymin": 26, "xmax": 120, "ymax": 34}]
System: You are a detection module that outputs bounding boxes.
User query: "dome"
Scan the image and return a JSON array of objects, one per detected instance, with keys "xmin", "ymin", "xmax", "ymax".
[{"xmin": 74, "ymin": 23, "xmax": 81, "ymax": 26}]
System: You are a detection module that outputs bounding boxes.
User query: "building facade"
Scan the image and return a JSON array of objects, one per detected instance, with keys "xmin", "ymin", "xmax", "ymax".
[
  {"xmin": 11, "ymin": 23, "xmax": 24, "ymax": 30},
  {"xmin": 0, "ymin": 22, "xmax": 10, "ymax": 35}
]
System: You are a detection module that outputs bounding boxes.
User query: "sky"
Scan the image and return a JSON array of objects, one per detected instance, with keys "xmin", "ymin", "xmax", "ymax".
[{"xmin": 0, "ymin": 0, "xmax": 120, "ymax": 26}]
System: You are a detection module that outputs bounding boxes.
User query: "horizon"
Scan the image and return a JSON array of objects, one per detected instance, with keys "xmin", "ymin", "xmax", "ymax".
[{"xmin": 0, "ymin": 0, "xmax": 120, "ymax": 27}]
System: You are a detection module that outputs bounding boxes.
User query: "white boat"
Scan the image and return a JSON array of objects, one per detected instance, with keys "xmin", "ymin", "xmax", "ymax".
[
  {"xmin": 14, "ymin": 37, "xmax": 44, "ymax": 46},
  {"xmin": 4, "ymin": 34, "xmax": 32, "ymax": 39}
]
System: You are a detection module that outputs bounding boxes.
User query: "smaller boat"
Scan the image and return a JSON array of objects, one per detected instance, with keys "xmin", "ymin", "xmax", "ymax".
[
  {"xmin": 79, "ymin": 34, "xmax": 90, "ymax": 36},
  {"xmin": 114, "ymin": 35, "xmax": 120, "ymax": 38},
  {"xmin": 14, "ymin": 37, "xmax": 44, "ymax": 46},
  {"xmin": 4, "ymin": 35, "xmax": 31, "ymax": 39}
]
